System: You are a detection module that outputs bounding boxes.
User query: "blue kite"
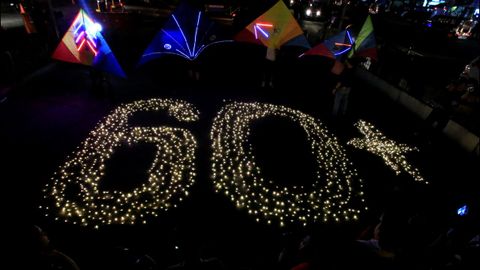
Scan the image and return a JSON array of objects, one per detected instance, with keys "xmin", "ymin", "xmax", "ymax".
[{"xmin": 138, "ymin": 2, "xmax": 232, "ymax": 66}]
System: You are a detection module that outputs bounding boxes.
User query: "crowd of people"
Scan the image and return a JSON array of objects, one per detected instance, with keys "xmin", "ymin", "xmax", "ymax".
[
  {"xmin": 444, "ymin": 57, "xmax": 480, "ymax": 112},
  {"xmin": 28, "ymin": 202, "xmax": 479, "ymax": 270}
]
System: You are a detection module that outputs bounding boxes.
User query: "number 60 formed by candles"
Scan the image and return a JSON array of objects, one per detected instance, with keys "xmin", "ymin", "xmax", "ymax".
[{"xmin": 43, "ymin": 99, "xmax": 377, "ymax": 228}]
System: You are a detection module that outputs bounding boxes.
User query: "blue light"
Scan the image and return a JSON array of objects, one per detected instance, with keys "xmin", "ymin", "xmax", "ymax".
[
  {"xmin": 334, "ymin": 47, "xmax": 351, "ymax": 56},
  {"xmin": 94, "ymin": 22, "xmax": 102, "ymax": 33},
  {"xmin": 74, "ymin": 23, "xmax": 83, "ymax": 35},
  {"xmin": 194, "ymin": 45, "xmax": 205, "ymax": 58},
  {"xmin": 161, "ymin": 29, "xmax": 189, "ymax": 52},
  {"xmin": 164, "ymin": 43, "xmax": 172, "ymax": 50},
  {"xmin": 258, "ymin": 26, "xmax": 269, "ymax": 38},
  {"xmin": 175, "ymin": 49, "xmax": 190, "ymax": 59},
  {"xmin": 255, "ymin": 25, "xmax": 270, "ymax": 39},
  {"xmin": 172, "ymin": 14, "xmax": 192, "ymax": 57},
  {"xmin": 457, "ymin": 205, "xmax": 468, "ymax": 216},
  {"xmin": 170, "ymin": 12, "xmax": 203, "ymax": 58},
  {"xmin": 346, "ymin": 29, "xmax": 353, "ymax": 44},
  {"xmin": 192, "ymin": 11, "xmax": 201, "ymax": 57}
]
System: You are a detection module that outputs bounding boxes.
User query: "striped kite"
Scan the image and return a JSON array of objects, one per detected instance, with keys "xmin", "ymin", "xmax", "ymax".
[{"xmin": 52, "ymin": 9, "xmax": 126, "ymax": 78}]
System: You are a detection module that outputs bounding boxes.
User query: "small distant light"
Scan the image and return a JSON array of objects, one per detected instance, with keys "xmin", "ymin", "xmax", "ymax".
[
  {"xmin": 10, "ymin": 3, "xmax": 14, "ymax": 6},
  {"xmin": 305, "ymin": 8, "xmax": 312, "ymax": 17},
  {"xmin": 457, "ymin": 205, "xmax": 468, "ymax": 216},
  {"xmin": 94, "ymin": 23, "xmax": 102, "ymax": 32},
  {"xmin": 164, "ymin": 43, "xmax": 172, "ymax": 50},
  {"xmin": 174, "ymin": 245, "xmax": 179, "ymax": 250}
]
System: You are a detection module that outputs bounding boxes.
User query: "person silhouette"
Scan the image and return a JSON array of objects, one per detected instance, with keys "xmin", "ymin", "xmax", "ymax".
[
  {"xmin": 332, "ymin": 60, "xmax": 354, "ymax": 117},
  {"xmin": 29, "ymin": 225, "xmax": 80, "ymax": 270},
  {"xmin": 261, "ymin": 46, "xmax": 278, "ymax": 88}
]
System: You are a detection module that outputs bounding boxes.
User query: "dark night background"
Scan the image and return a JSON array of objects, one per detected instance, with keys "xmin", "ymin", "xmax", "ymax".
[{"xmin": 1, "ymin": 0, "xmax": 479, "ymax": 269}]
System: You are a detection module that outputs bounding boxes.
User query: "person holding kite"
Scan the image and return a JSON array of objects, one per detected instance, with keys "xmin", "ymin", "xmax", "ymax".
[
  {"xmin": 234, "ymin": 1, "xmax": 310, "ymax": 88},
  {"xmin": 262, "ymin": 46, "xmax": 279, "ymax": 88},
  {"xmin": 332, "ymin": 60, "xmax": 354, "ymax": 117}
]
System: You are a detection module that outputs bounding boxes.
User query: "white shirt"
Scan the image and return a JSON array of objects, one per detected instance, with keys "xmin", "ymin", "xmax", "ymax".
[{"xmin": 266, "ymin": 47, "xmax": 277, "ymax": 62}]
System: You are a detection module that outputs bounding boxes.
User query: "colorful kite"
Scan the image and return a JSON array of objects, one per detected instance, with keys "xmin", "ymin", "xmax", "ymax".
[
  {"xmin": 348, "ymin": 15, "xmax": 377, "ymax": 61},
  {"xmin": 301, "ymin": 30, "xmax": 353, "ymax": 59},
  {"xmin": 138, "ymin": 2, "xmax": 232, "ymax": 65},
  {"xmin": 52, "ymin": 9, "xmax": 126, "ymax": 78},
  {"xmin": 235, "ymin": 0, "xmax": 310, "ymax": 49}
]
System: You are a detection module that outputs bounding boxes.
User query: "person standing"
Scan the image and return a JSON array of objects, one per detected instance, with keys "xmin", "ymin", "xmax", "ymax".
[
  {"xmin": 332, "ymin": 61, "xmax": 354, "ymax": 117},
  {"xmin": 29, "ymin": 225, "xmax": 81, "ymax": 270},
  {"xmin": 262, "ymin": 46, "xmax": 278, "ymax": 88}
]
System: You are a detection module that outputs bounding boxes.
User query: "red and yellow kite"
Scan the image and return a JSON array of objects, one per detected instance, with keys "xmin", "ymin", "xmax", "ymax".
[{"xmin": 235, "ymin": 1, "xmax": 310, "ymax": 49}]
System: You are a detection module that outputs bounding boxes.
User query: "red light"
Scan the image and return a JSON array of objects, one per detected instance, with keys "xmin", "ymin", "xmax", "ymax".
[
  {"xmin": 72, "ymin": 12, "xmax": 82, "ymax": 26},
  {"xmin": 75, "ymin": 31, "xmax": 85, "ymax": 43},
  {"xmin": 256, "ymin": 23, "xmax": 273, "ymax": 27},
  {"xmin": 334, "ymin": 42, "xmax": 352, "ymax": 47},
  {"xmin": 77, "ymin": 39, "xmax": 86, "ymax": 51},
  {"xmin": 86, "ymin": 40, "xmax": 98, "ymax": 56}
]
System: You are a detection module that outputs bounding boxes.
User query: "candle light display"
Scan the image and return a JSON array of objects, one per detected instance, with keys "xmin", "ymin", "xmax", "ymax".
[
  {"xmin": 43, "ymin": 102, "xmax": 428, "ymax": 228},
  {"xmin": 42, "ymin": 99, "xmax": 199, "ymax": 227},
  {"xmin": 347, "ymin": 120, "xmax": 426, "ymax": 183},
  {"xmin": 210, "ymin": 102, "xmax": 366, "ymax": 226}
]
